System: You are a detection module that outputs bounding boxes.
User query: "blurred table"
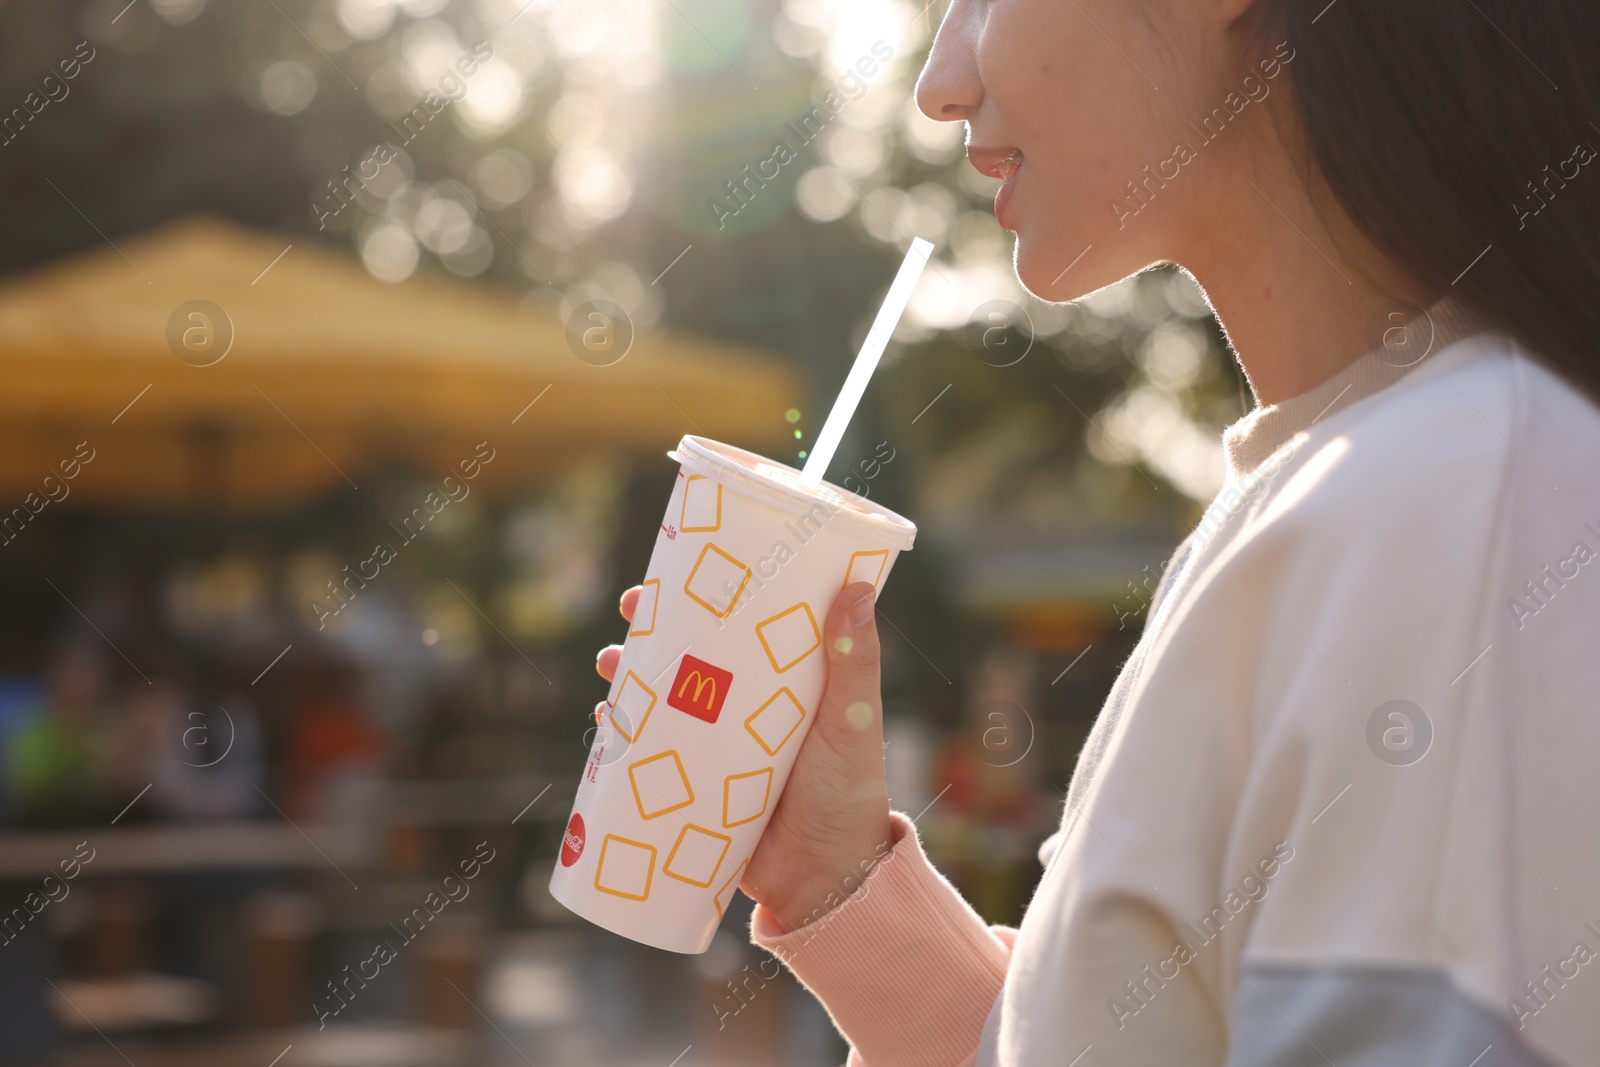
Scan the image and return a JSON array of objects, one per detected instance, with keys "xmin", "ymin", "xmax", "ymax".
[
  {"xmin": 52, "ymin": 1023, "xmax": 471, "ymax": 1067},
  {"xmin": 0, "ymin": 776, "xmax": 577, "ymax": 879},
  {"xmin": 0, "ymin": 777, "xmax": 579, "ymax": 876},
  {"xmin": 0, "ymin": 824, "xmax": 373, "ymax": 878}
]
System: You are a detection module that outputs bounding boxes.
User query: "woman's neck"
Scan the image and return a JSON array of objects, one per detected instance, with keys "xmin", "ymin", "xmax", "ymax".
[{"xmin": 1182, "ymin": 148, "xmax": 1435, "ymax": 409}]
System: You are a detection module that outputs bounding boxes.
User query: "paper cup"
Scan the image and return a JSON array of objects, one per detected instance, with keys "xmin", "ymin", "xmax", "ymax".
[{"xmin": 549, "ymin": 435, "xmax": 916, "ymax": 953}]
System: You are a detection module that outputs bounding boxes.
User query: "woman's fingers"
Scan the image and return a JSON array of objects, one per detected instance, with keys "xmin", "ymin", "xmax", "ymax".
[
  {"xmin": 812, "ymin": 581, "xmax": 886, "ymax": 775},
  {"xmin": 596, "ymin": 644, "xmax": 622, "ymax": 683},
  {"xmin": 596, "ymin": 586, "xmax": 644, "ymax": 685},
  {"xmin": 618, "ymin": 585, "xmax": 642, "ymax": 623}
]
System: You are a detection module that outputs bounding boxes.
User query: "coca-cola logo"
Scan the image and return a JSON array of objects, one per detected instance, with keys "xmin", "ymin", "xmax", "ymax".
[{"xmin": 560, "ymin": 813, "xmax": 586, "ymax": 867}]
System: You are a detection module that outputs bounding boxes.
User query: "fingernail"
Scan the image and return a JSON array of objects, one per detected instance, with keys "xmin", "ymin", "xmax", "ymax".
[{"xmin": 849, "ymin": 590, "xmax": 875, "ymax": 627}]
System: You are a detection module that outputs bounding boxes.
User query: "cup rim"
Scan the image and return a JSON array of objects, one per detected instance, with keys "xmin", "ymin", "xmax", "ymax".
[{"xmin": 668, "ymin": 435, "xmax": 916, "ymax": 551}]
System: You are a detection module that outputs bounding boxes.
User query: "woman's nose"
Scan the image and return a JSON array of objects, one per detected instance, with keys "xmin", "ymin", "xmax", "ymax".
[{"xmin": 915, "ymin": 0, "xmax": 983, "ymax": 124}]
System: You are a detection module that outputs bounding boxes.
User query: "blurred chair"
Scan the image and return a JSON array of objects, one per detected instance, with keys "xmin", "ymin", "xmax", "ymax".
[
  {"xmin": 242, "ymin": 890, "xmax": 316, "ymax": 1028},
  {"xmin": 413, "ymin": 912, "xmax": 487, "ymax": 1031},
  {"xmin": 0, "ymin": 919, "xmax": 58, "ymax": 1065}
]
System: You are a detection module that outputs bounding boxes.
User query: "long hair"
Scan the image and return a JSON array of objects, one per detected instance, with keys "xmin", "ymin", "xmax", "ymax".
[{"xmin": 1261, "ymin": 1, "xmax": 1600, "ymax": 402}]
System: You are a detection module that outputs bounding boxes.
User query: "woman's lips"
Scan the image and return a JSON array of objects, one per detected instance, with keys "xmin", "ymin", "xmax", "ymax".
[
  {"xmin": 967, "ymin": 146, "xmax": 1024, "ymax": 230},
  {"xmin": 993, "ymin": 158, "xmax": 1022, "ymax": 230}
]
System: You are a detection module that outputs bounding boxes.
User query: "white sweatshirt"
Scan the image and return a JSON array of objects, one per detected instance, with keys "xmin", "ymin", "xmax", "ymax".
[{"xmin": 752, "ymin": 308, "xmax": 1600, "ymax": 1067}]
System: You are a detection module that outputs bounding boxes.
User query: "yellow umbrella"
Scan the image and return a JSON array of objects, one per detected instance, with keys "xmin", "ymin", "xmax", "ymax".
[{"xmin": 0, "ymin": 215, "xmax": 801, "ymax": 510}]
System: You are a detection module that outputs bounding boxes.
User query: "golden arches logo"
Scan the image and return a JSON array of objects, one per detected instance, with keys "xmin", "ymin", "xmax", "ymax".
[
  {"xmin": 667, "ymin": 654, "xmax": 732, "ymax": 723},
  {"xmin": 677, "ymin": 670, "xmax": 716, "ymax": 708}
]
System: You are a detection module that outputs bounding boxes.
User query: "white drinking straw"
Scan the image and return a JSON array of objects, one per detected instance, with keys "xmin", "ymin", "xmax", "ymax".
[{"xmin": 801, "ymin": 237, "xmax": 934, "ymax": 483}]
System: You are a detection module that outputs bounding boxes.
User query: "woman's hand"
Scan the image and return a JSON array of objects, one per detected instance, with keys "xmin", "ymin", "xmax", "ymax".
[{"xmin": 597, "ymin": 581, "xmax": 893, "ymax": 932}]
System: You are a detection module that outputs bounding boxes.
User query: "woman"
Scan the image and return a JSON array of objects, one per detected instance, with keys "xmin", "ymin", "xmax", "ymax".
[{"xmin": 601, "ymin": 2, "xmax": 1600, "ymax": 1063}]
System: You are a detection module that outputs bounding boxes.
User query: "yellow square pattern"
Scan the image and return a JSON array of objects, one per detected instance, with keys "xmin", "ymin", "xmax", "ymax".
[
  {"xmin": 629, "ymin": 749, "xmax": 694, "ymax": 820},
  {"xmin": 680, "ymin": 474, "xmax": 723, "ymax": 533},
  {"xmin": 684, "ymin": 543, "xmax": 752, "ymax": 619},
  {"xmin": 755, "ymin": 602, "xmax": 821, "ymax": 674},
  {"xmin": 722, "ymin": 767, "xmax": 774, "ymax": 828},
  {"xmin": 594, "ymin": 834, "xmax": 656, "ymax": 901},
  {"xmin": 611, "ymin": 670, "xmax": 657, "ymax": 744},
  {"xmin": 663, "ymin": 823, "xmax": 732, "ymax": 888},
  {"xmin": 587, "ymin": 484, "xmax": 893, "ymax": 917},
  {"xmin": 842, "ymin": 548, "xmax": 890, "ymax": 591},
  {"xmin": 745, "ymin": 688, "xmax": 806, "ymax": 757}
]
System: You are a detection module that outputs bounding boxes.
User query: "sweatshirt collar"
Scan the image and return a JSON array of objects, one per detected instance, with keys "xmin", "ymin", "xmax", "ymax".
[{"xmin": 1221, "ymin": 296, "xmax": 1487, "ymax": 479}]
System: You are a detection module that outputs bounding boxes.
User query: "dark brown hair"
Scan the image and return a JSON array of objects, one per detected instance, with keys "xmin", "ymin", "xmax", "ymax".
[{"xmin": 1262, "ymin": 1, "xmax": 1600, "ymax": 402}]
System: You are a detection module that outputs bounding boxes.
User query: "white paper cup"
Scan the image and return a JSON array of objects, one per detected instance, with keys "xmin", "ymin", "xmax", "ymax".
[{"xmin": 549, "ymin": 435, "xmax": 916, "ymax": 953}]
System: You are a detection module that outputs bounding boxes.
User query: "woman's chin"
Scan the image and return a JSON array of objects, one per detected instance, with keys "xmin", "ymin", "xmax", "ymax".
[
  {"xmin": 1012, "ymin": 233, "xmax": 1092, "ymax": 304},
  {"xmin": 1013, "ymin": 227, "xmax": 1142, "ymax": 305}
]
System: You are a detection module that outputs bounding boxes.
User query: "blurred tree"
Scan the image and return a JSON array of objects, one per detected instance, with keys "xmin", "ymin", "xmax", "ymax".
[{"xmin": 0, "ymin": 0, "xmax": 1246, "ymax": 779}]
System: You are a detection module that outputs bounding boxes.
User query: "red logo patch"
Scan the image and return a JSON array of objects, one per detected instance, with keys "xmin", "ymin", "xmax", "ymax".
[
  {"xmin": 667, "ymin": 654, "xmax": 733, "ymax": 723},
  {"xmin": 560, "ymin": 813, "xmax": 585, "ymax": 866}
]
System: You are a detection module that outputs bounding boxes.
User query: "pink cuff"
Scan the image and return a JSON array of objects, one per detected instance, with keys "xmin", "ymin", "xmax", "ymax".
[{"xmin": 750, "ymin": 811, "xmax": 1012, "ymax": 1067}]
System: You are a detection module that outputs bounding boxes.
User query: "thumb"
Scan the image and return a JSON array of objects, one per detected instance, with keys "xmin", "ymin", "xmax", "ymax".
[{"xmin": 812, "ymin": 581, "xmax": 885, "ymax": 770}]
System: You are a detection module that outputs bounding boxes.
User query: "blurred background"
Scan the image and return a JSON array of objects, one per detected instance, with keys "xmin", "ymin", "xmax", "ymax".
[{"xmin": 0, "ymin": 0, "xmax": 1246, "ymax": 1063}]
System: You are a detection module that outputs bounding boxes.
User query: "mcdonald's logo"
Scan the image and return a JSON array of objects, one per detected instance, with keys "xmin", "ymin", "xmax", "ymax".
[
  {"xmin": 681, "ymin": 672, "xmax": 716, "ymax": 705},
  {"xmin": 668, "ymin": 654, "xmax": 733, "ymax": 724}
]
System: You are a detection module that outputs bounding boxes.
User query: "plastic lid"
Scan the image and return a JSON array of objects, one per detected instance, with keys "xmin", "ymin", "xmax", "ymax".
[{"xmin": 668, "ymin": 436, "xmax": 916, "ymax": 551}]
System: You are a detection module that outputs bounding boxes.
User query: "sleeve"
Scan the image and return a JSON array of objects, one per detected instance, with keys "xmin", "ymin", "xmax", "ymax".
[{"xmin": 749, "ymin": 811, "xmax": 1014, "ymax": 1067}]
